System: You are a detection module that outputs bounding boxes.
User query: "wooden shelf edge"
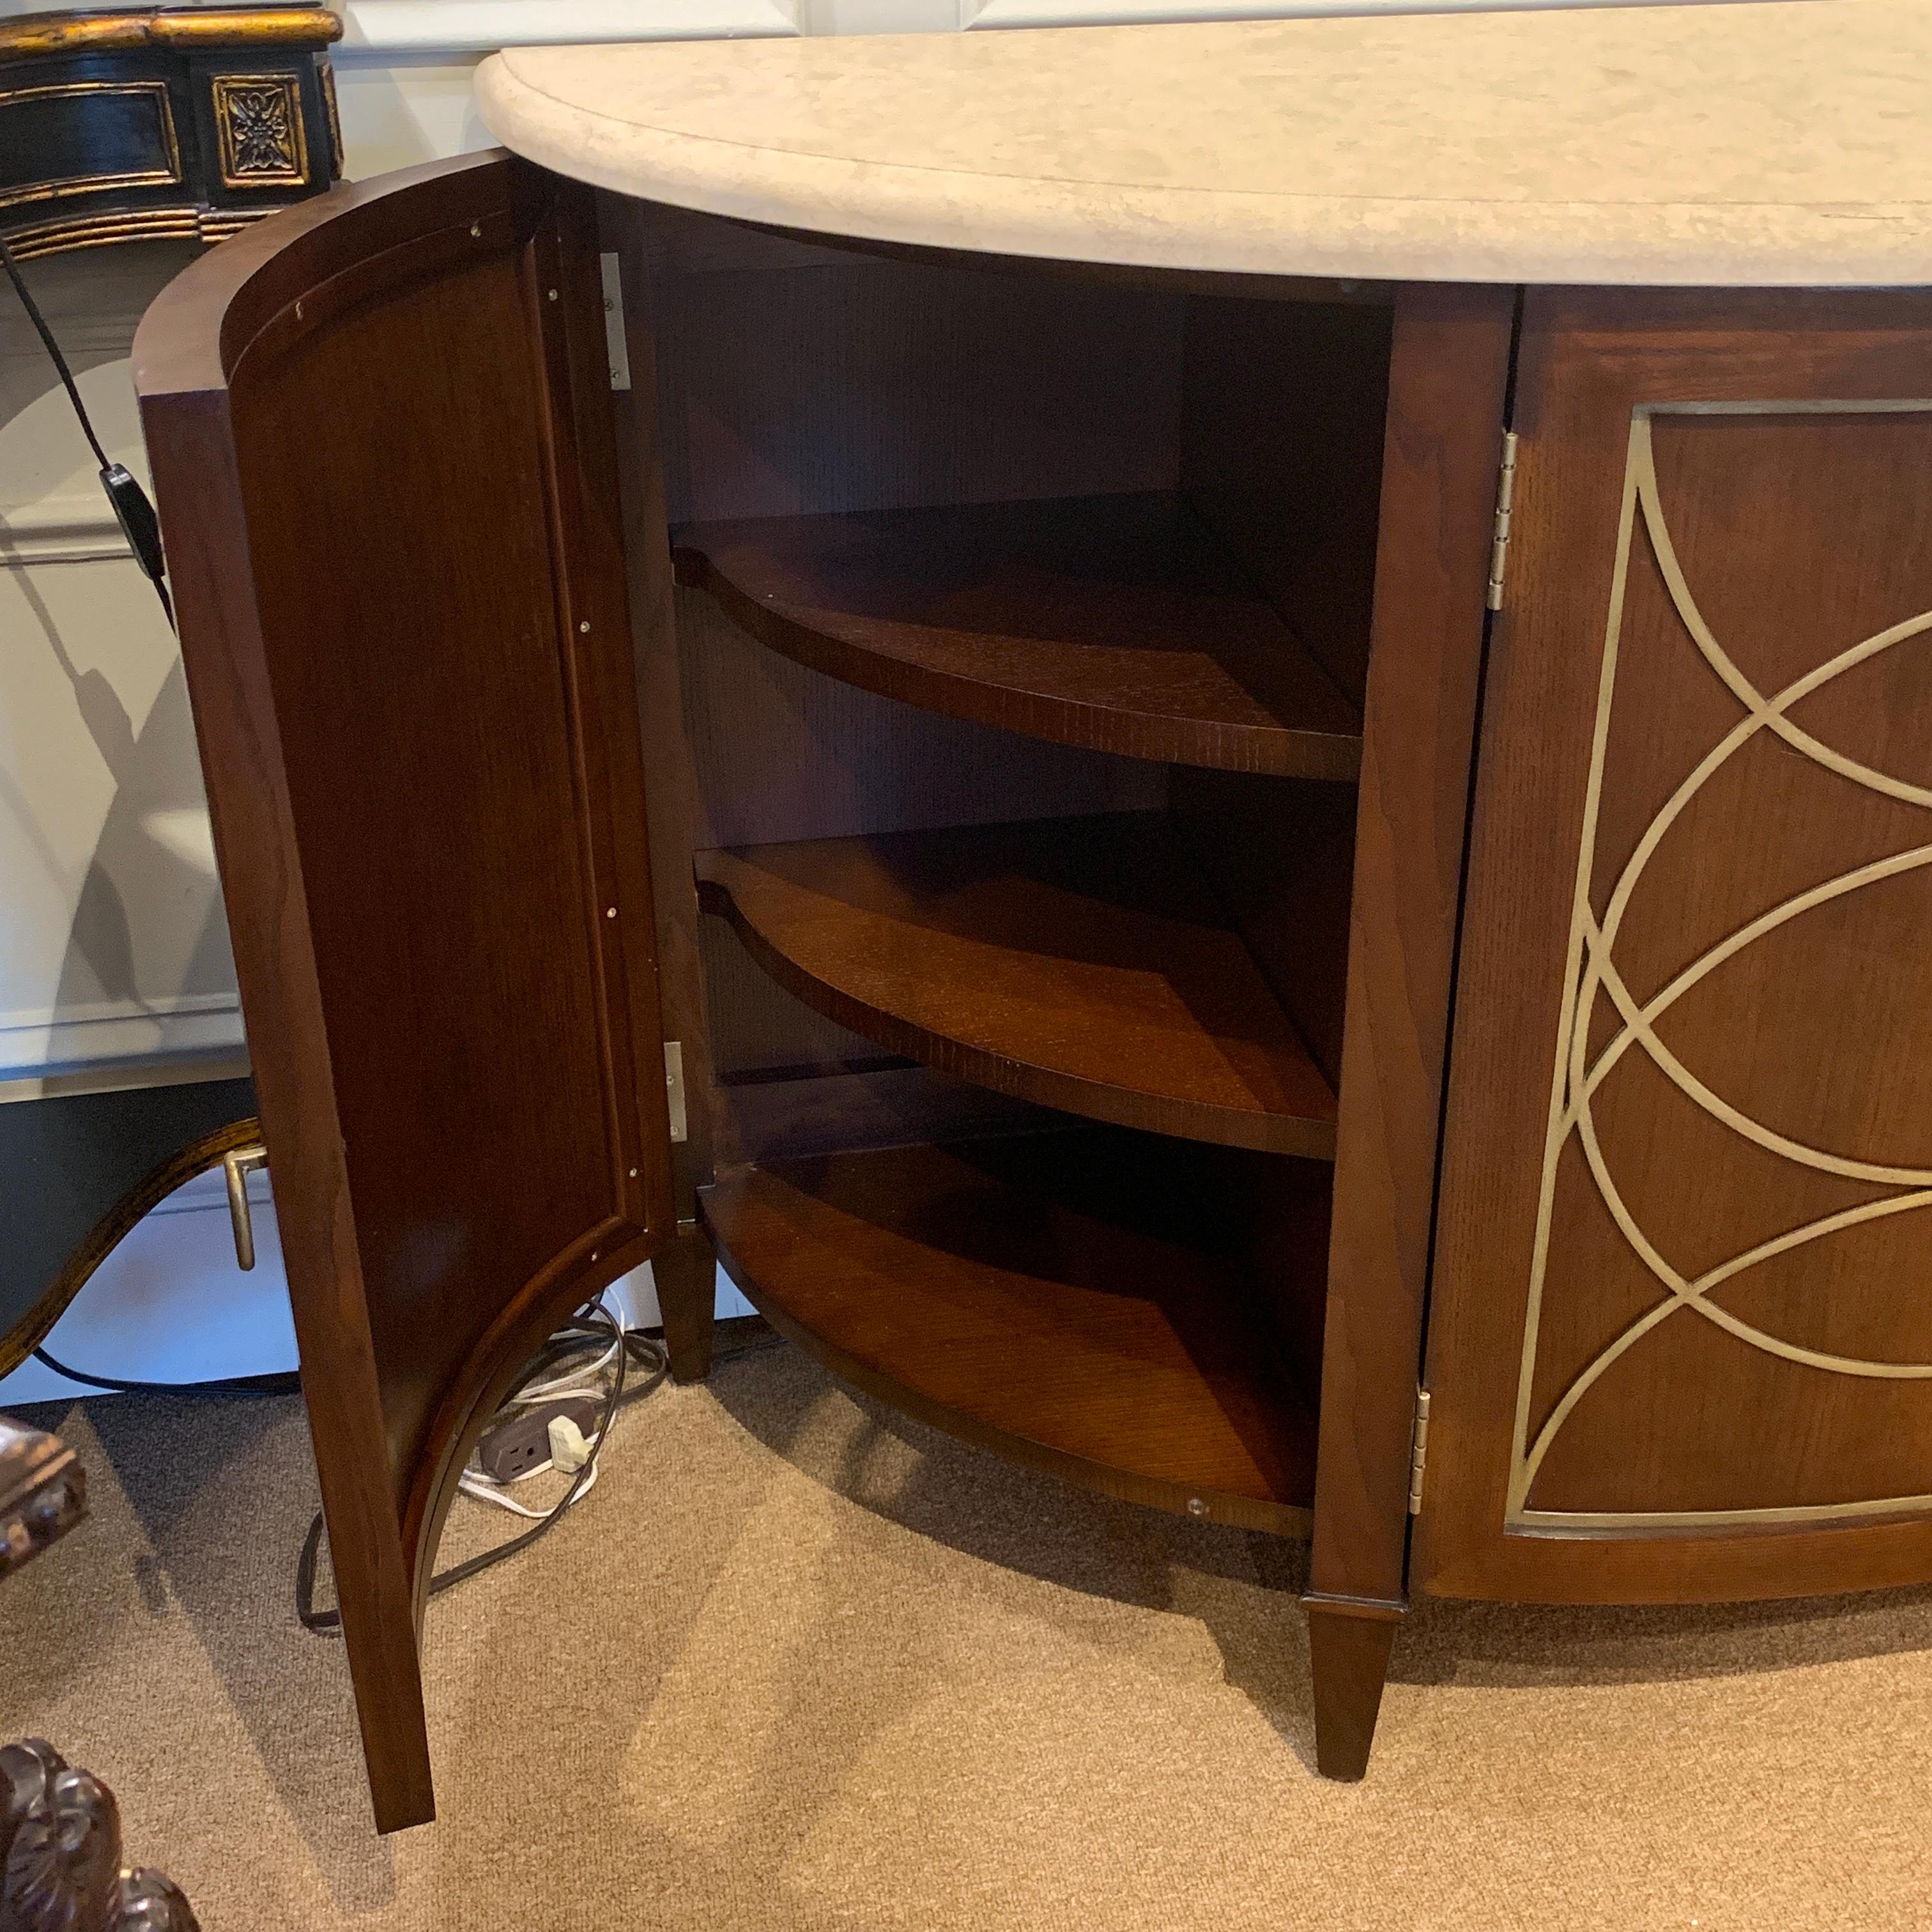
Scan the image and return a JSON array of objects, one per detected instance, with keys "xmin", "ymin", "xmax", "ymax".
[
  {"xmin": 671, "ymin": 496, "xmax": 1365, "ymax": 780},
  {"xmin": 702, "ymin": 1157, "xmax": 1316, "ymax": 1537},
  {"xmin": 700, "ymin": 875, "xmax": 1336, "ymax": 1159},
  {"xmin": 694, "ymin": 816, "xmax": 1341, "ymax": 1160}
]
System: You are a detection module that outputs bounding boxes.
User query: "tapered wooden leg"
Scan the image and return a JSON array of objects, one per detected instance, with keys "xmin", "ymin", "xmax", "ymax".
[
  {"xmin": 653, "ymin": 1227, "xmax": 716, "ymax": 1383},
  {"xmin": 1304, "ymin": 1598, "xmax": 1401, "ymax": 1781}
]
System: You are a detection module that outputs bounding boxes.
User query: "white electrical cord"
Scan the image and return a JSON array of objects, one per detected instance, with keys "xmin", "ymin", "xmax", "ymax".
[
  {"xmin": 300, "ymin": 1296, "xmax": 680, "ymax": 1634},
  {"xmin": 459, "ymin": 1458, "xmax": 601, "ymax": 1519},
  {"xmin": 456, "ymin": 1294, "xmax": 623, "ymax": 1521},
  {"xmin": 513, "ymin": 1330, "xmax": 624, "ymax": 1406}
]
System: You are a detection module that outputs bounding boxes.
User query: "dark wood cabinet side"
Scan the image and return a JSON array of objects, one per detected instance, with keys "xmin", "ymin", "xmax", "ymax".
[
  {"xmin": 1303, "ymin": 284, "xmax": 1515, "ymax": 1772},
  {"xmin": 133, "ymin": 153, "xmax": 677, "ymax": 1830}
]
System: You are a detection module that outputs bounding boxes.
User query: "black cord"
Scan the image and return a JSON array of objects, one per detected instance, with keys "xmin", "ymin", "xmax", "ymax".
[
  {"xmin": 31, "ymin": 1344, "xmax": 300, "ymax": 1399},
  {"xmin": 296, "ymin": 1303, "xmax": 666, "ymax": 1634},
  {"xmin": 0, "ymin": 229, "xmax": 173, "ymax": 626},
  {"xmin": 292, "ymin": 1313, "xmax": 779, "ymax": 1632},
  {"xmin": 711, "ymin": 1332, "xmax": 785, "ymax": 1365}
]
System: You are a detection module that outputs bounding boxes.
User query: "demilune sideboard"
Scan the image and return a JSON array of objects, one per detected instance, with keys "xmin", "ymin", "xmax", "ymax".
[{"xmin": 130, "ymin": 0, "xmax": 1932, "ymax": 1832}]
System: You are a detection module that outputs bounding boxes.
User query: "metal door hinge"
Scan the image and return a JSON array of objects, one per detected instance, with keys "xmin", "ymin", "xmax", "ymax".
[
  {"xmin": 664, "ymin": 1040, "xmax": 687, "ymax": 1144},
  {"xmin": 222, "ymin": 1142, "xmax": 268, "ymax": 1272},
  {"xmin": 1485, "ymin": 429, "xmax": 1518, "ymax": 612},
  {"xmin": 599, "ymin": 252, "xmax": 632, "ymax": 392},
  {"xmin": 1407, "ymin": 1388, "xmax": 1432, "ymax": 1514}
]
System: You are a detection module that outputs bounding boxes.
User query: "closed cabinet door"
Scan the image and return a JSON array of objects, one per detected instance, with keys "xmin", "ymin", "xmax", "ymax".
[
  {"xmin": 134, "ymin": 153, "xmax": 677, "ymax": 1830},
  {"xmin": 1417, "ymin": 289, "xmax": 1932, "ymax": 1606}
]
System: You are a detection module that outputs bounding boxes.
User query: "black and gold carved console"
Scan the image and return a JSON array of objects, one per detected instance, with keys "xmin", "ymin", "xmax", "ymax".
[{"xmin": 0, "ymin": 4, "xmax": 342, "ymax": 259}]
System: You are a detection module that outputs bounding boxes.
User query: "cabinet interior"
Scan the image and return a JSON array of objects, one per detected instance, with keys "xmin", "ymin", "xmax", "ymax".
[{"xmin": 631, "ymin": 204, "xmax": 1398, "ymax": 1529}]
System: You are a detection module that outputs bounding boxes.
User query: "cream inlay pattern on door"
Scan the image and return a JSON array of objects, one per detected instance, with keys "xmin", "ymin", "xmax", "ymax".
[{"xmin": 1510, "ymin": 402, "xmax": 1932, "ymax": 1530}]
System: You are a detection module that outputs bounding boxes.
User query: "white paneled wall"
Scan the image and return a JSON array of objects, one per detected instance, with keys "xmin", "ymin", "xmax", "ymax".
[
  {"xmin": 0, "ymin": 240, "xmax": 270, "ymax": 1402},
  {"xmin": 0, "ymin": 244, "xmax": 240, "ymax": 1088}
]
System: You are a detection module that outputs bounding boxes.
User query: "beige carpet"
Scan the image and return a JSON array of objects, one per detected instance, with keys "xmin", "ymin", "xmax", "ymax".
[{"xmin": 4, "ymin": 1335, "xmax": 1930, "ymax": 1932}]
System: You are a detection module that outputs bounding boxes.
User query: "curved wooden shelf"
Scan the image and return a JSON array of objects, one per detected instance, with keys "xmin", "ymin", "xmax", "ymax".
[
  {"xmin": 696, "ymin": 811, "xmax": 1339, "ymax": 1158},
  {"xmin": 672, "ymin": 493, "xmax": 1363, "ymax": 778},
  {"xmin": 702, "ymin": 1128, "xmax": 1322, "ymax": 1533}
]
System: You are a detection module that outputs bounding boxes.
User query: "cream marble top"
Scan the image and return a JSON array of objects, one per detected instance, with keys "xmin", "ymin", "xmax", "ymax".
[{"xmin": 476, "ymin": 2, "xmax": 1932, "ymax": 286}]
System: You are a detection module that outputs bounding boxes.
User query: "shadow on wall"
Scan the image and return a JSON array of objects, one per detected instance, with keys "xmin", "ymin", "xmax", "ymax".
[
  {"xmin": 2, "ymin": 574, "xmax": 239, "ymax": 1045},
  {"xmin": 0, "ymin": 243, "xmax": 265, "ymax": 1392},
  {"xmin": 0, "ymin": 241, "xmax": 240, "ymax": 1072}
]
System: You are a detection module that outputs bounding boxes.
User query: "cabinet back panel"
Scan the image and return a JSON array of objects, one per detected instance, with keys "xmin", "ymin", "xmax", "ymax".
[
  {"xmin": 700, "ymin": 910, "xmax": 877, "ymax": 1078},
  {"xmin": 1169, "ymin": 295, "xmax": 1391, "ymax": 1092},
  {"xmin": 675, "ymin": 586, "xmax": 1166, "ymax": 851},
  {"xmin": 1172, "ymin": 769, "xmax": 1357, "ymax": 1092},
  {"xmin": 643, "ymin": 208, "xmax": 1186, "ymax": 524},
  {"xmin": 1180, "ymin": 294, "xmax": 1392, "ymax": 710}
]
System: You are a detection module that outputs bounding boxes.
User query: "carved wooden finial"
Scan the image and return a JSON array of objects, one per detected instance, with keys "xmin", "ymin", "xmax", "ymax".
[{"xmin": 0, "ymin": 1743, "xmax": 198, "ymax": 1932}]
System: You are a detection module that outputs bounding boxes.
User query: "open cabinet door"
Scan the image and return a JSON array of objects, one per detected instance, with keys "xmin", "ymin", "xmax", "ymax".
[{"xmin": 132, "ymin": 153, "xmax": 677, "ymax": 1832}]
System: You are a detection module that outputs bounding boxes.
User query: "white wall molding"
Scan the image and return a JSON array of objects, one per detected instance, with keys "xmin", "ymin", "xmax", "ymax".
[
  {"xmin": 0, "ymin": 991, "xmax": 245, "ymax": 1079},
  {"xmin": 337, "ymin": 0, "xmax": 801, "ymax": 56},
  {"xmin": 0, "ymin": 504, "xmax": 130, "ymax": 567},
  {"xmin": 0, "ymin": 1054, "xmax": 252, "ymax": 1109}
]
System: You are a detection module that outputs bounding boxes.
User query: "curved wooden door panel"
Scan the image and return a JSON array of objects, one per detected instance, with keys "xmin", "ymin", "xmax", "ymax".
[
  {"xmin": 133, "ymin": 152, "xmax": 675, "ymax": 1828},
  {"xmin": 1418, "ymin": 289, "xmax": 1932, "ymax": 1606}
]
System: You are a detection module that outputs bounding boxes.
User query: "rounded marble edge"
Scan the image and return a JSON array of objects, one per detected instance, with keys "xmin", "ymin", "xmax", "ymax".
[{"xmin": 477, "ymin": 50, "xmax": 1932, "ymax": 290}]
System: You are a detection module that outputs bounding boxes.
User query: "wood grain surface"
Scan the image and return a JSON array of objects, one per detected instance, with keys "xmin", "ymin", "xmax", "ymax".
[
  {"xmin": 703, "ymin": 1127, "xmax": 1324, "ymax": 1532},
  {"xmin": 1296, "ymin": 284, "xmax": 1515, "ymax": 1775},
  {"xmin": 133, "ymin": 153, "xmax": 675, "ymax": 1830},
  {"xmin": 697, "ymin": 812, "xmax": 1339, "ymax": 1156},
  {"xmin": 1420, "ymin": 288, "xmax": 1932, "ymax": 1607},
  {"xmin": 673, "ymin": 494, "xmax": 1362, "ymax": 776},
  {"xmin": 1307, "ymin": 284, "xmax": 1515, "ymax": 1612}
]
